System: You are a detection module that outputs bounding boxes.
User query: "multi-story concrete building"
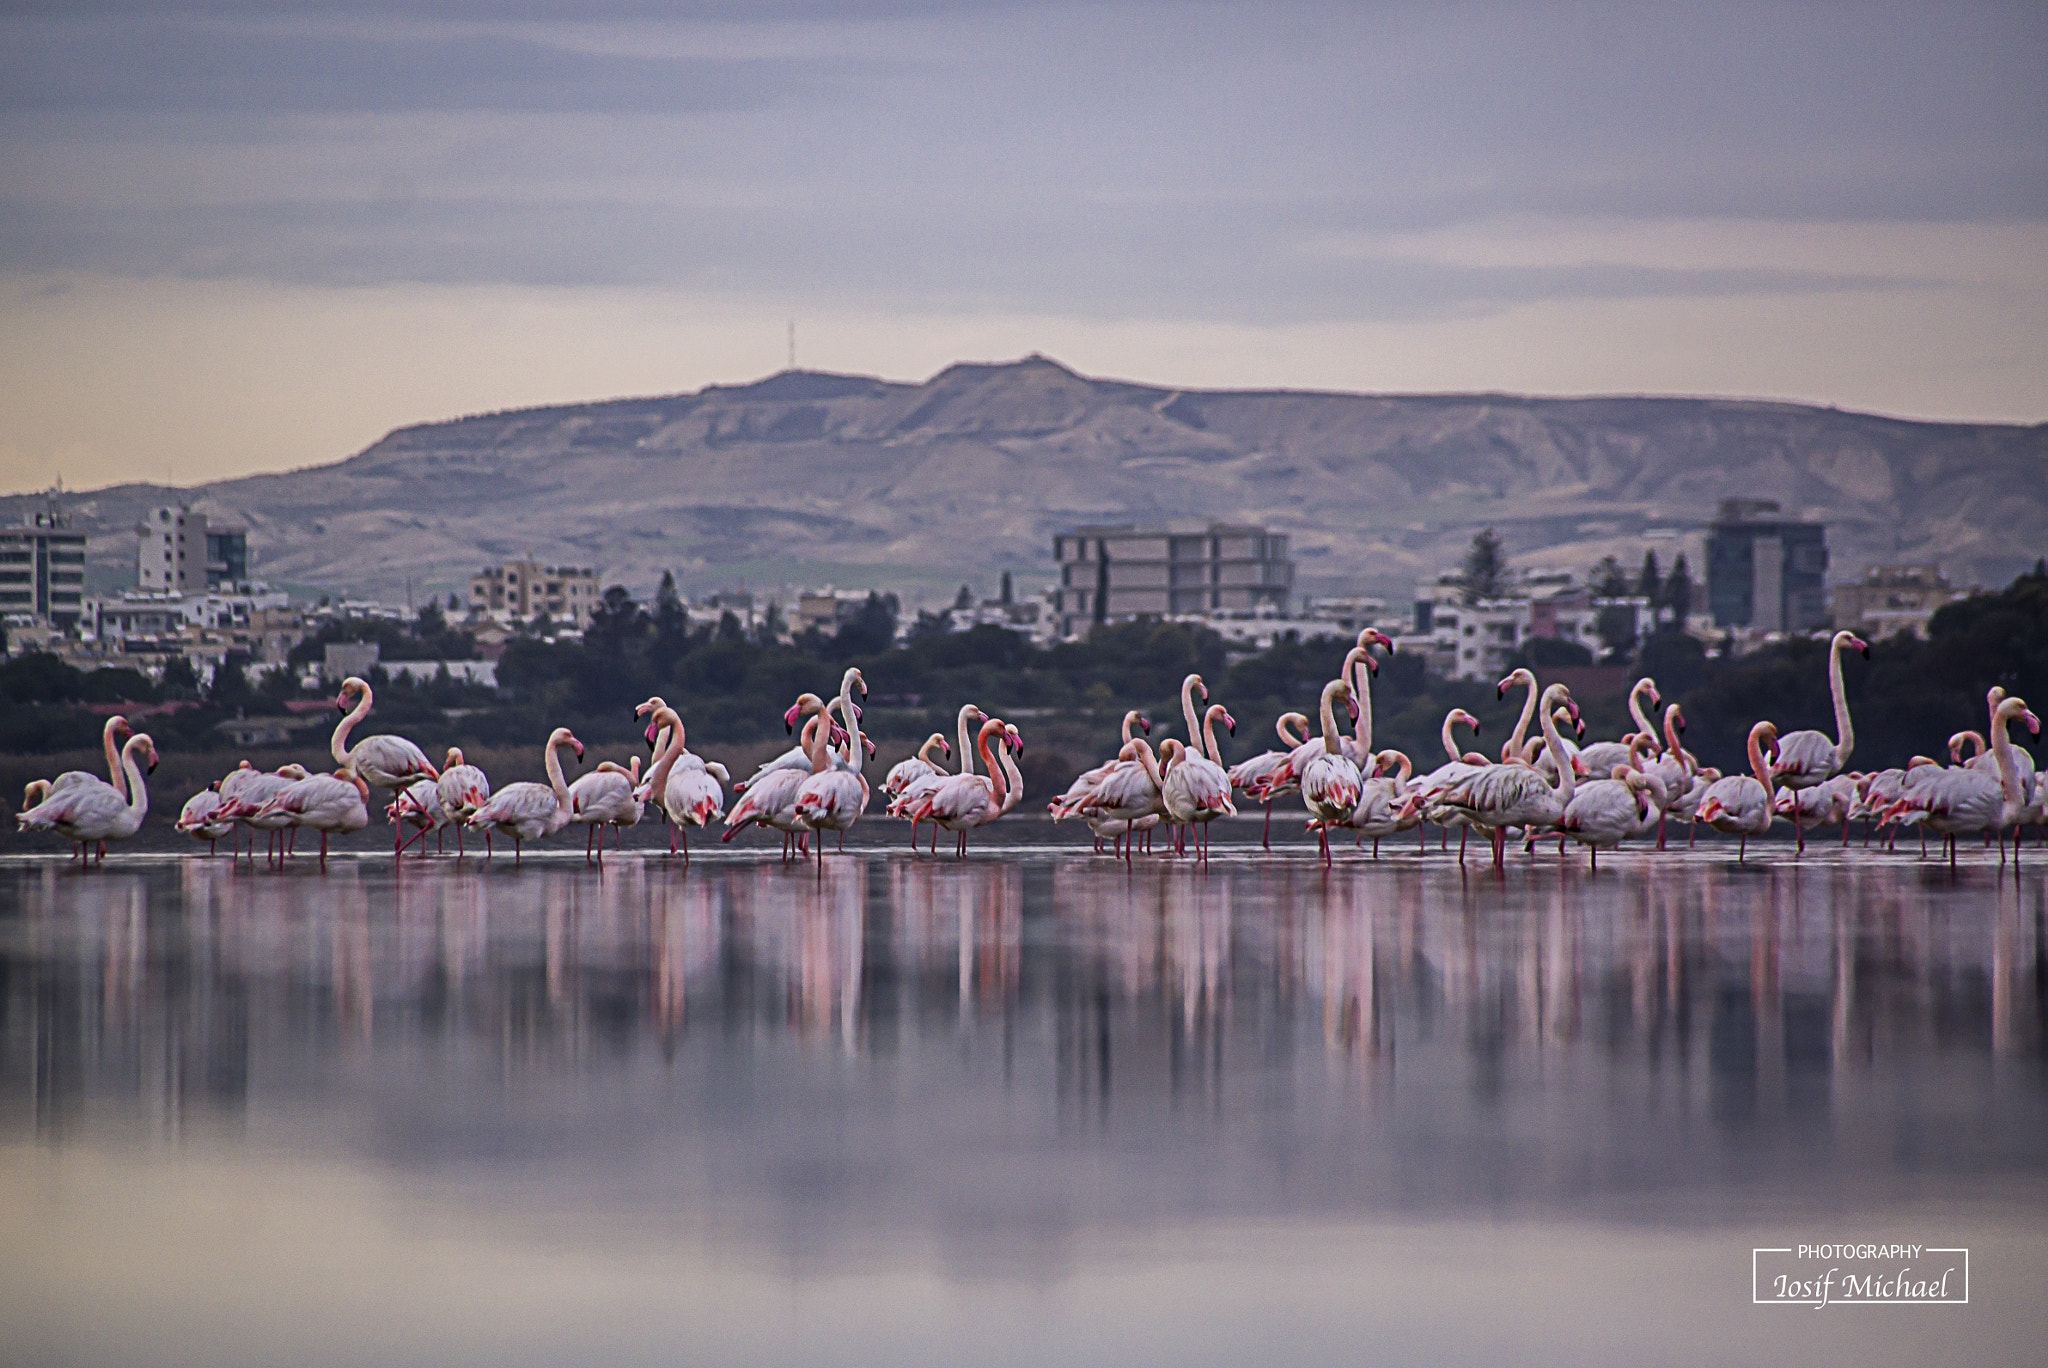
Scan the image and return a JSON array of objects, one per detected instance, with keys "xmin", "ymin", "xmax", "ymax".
[
  {"xmin": 1705, "ymin": 499, "xmax": 1829, "ymax": 633},
  {"xmin": 1829, "ymin": 564, "xmax": 1968, "ymax": 640},
  {"xmin": 469, "ymin": 559, "xmax": 600, "ymax": 624},
  {"xmin": 0, "ymin": 507, "xmax": 89, "ymax": 629},
  {"xmin": 137, "ymin": 506, "xmax": 249, "ymax": 592},
  {"xmin": 1050, "ymin": 522, "xmax": 1293, "ymax": 639}
]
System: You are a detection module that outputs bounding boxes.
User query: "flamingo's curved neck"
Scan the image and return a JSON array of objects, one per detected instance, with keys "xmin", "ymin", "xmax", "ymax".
[
  {"xmin": 332, "ymin": 687, "xmax": 371, "ymax": 766},
  {"xmin": 1539, "ymin": 690, "xmax": 1574, "ymax": 803},
  {"xmin": 1827, "ymin": 635, "xmax": 1855, "ymax": 763},
  {"xmin": 102, "ymin": 718, "xmax": 127, "ymax": 800},
  {"xmin": 1120, "ymin": 711, "xmax": 1141, "ymax": 746},
  {"xmin": 1131, "ymin": 739, "xmax": 1164, "ymax": 789},
  {"xmin": 1318, "ymin": 683, "xmax": 1345, "ymax": 755},
  {"xmin": 1628, "ymin": 679, "xmax": 1656, "ymax": 742},
  {"xmin": 956, "ymin": 706, "xmax": 980, "ymax": 777},
  {"xmin": 1663, "ymin": 708, "xmax": 1689, "ymax": 773},
  {"xmin": 1441, "ymin": 713, "xmax": 1464, "ymax": 763},
  {"xmin": 1278, "ymin": 713, "xmax": 1308, "ymax": 748},
  {"xmin": 917, "ymin": 734, "xmax": 946, "ymax": 766},
  {"xmin": 1951, "ymin": 730, "xmax": 1986, "ymax": 762},
  {"xmin": 1747, "ymin": 729, "xmax": 1774, "ymax": 790},
  {"xmin": 544, "ymin": 734, "xmax": 572, "ymax": 811},
  {"xmin": 120, "ymin": 739, "xmax": 150, "ymax": 821},
  {"xmin": 643, "ymin": 711, "xmax": 688, "ymax": 795},
  {"xmin": 1504, "ymin": 674, "xmax": 1540, "ymax": 757},
  {"xmin": 806, "ymin": 708, "xmax": 833, "ymax": 775},
  {"xmin": 1201, "ymin": 707, "xmax": 1225, "ymax": 766},
  {"xmin": 1352, "ymin": 652, "xmax": 1374, "ymax": 755},
  {"xmin": 1989, "ymin": 703, "xmax": 2026, "ymax": 807},
  {"xmin": 839, "ymin": 674, "xmax": 864, "ymax": 777},
  {"xmin": 1180, "ymin": 676, "xmax": 1203, "ymax": 751},
  {"xmin": 996, "ymin": 736, "xmax": 1024, "ymax": 814},
  {"xmin": 977, "ymin": 722, "xmax": 1006, "ymax": 807}
]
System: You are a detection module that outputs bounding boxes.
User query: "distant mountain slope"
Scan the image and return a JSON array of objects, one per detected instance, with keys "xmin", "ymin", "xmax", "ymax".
[{"xmin": 12, "ymin": 356, "xmax": 2044, "ymax": 608}]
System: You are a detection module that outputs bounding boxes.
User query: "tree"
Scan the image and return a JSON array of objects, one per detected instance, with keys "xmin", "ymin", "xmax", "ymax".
[
  {"xmin": 210, "ymin": 656, "xmax": 251, "ymax": 706},
  {"xmin": 1461, "ymin": 529, "xmax": 1509, "ymax": 604},
  {"xmin": 754, "ymin": 600, "xmax": 785, "ymax": 646},
  {"xmin": 907, "ymin": 608, "xmax": 954, "ymax": 641},
  {"xmin": 1637, "ymin": 551, "xmax": 1662, "ymax": 613},
  {"xmin": 159, "ymin": 655, "xmax": 200, "ymax": 698},
  {"xmin": 832, "ymin": 592, "xmax": 899, "ymax": 658},
  {"xmin": 1665, "ymin": 554, "xmax": 1694, "ymax": 626},
  {"xmin": 1592, "ymin": 555, "xmax": 1632, "ymax": 598},
  {"xmin": 717, "ymin": 610, "xmax": 746, "ymax": 643},
  {"xmin": 953, "ymin": 583, "xmax": 974, "ymax": 611}
]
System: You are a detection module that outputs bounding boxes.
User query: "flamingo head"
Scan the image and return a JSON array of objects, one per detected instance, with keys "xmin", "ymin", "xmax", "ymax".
[
  {"xmin": 1005, "ymin": 723, "xmax": 1024, "ymax": 756},
  {"xmin": 1223, "ymin": 709, "xmax": 1236, "ymax": 736},
  {"xmin": 336, "ymin": 676, "xmax": 369, "ymax": 712},
  {"xmin": 134, "ymin": 735, "xmax": 159, "ymax": 774},
  {"xmin": 1138, "ymin": 714, "xmax": 1152, "ymax": 734},
  {"xmin": 938, "ymin": 736, "xmax": 952, "ymax": 758},
  {"xmin": 1362, "ymin": 629, "xmax": 1395, "ymax": 652},
  {"xmin": 643, "ymin": 718, "xmax": 663, "ymax": 752},
  {"xmin": 863, "ymin": 733, "xmax": 878, "ymax": 758},
  {"xmin": 1842, "ymin": 631, "xmax": 1870, "ymax": 660},
  {"xmin": 1644, "ymin": 682, "xmax": 1661, "ymax": 707},
  {"xmin": 633, "ymin": 696, "xmax": 666, "ymax": 718},
  {"xmin": 784, "ymin": 692, "xmax": 826, "ymax": 733}
]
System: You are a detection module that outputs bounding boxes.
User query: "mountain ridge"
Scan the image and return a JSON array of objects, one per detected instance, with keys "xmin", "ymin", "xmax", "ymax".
[{"xmin": 10, "ymin": 356, "xmax": 2043, "ymax": 610}]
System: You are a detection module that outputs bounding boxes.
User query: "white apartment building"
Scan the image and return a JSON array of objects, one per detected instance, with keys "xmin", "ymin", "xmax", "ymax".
[
  {"xmin": 469, "ymin": 559, "xmax": 601, "ymax": 624},
  {"xmin": 137, "ymin": 506, "xmax": 249, "ymax": 593}
]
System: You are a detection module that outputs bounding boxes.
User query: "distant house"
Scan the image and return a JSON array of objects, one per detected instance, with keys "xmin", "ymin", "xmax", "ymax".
[
  {"xmin": 215, "ymin": 716, "xmax": 303, "ymax": 747},
  {"xmin": 1830, "ymin": 565, "xmax": 1968, "ymax": 640}
]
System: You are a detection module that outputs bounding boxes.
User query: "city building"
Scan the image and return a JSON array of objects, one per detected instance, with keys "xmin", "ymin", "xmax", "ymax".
[
  {"xmin": 794, "ymin": 588, "xmax": 882, "ymax": 636},
  {"xmin": 1050, "ymin": 522, "xmax": 1293, "ymax": 639},
  {"xmin": 468, "ymin": 559, "xmax": 601, "ymax": 624},
  {"xmin": 1829, "ymin": 564, "xmax": 1968, "ymax": 640},
  {"xmin": 137, "ymin": 506, "xmax": 249, "ymax": 592},
  {"xmin": 0, "ymin": 506, "xmax": 88, "ymax": 629},
  {"xmin": 1405, "ymin": 571, "xmax": 1660, "ymax": 681},
  {"xmin": 1705, "ymin": 499, "xmax": 1829, "ymax": 633}
]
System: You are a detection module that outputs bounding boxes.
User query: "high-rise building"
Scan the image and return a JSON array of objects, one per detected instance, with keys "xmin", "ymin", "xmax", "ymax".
[
  {"xmin": 1705, "ymin": 500, "xmax": 1829, "ymax": 632},
  {"xmin": 1050, "ymin": 522, "xmax": 1292, "ymax": 639},
  {"xmin": 0, "ymin": 507, "xmax": 88, "ymax": 629},
  {"xmin": 137, "ymin": 506, "xmax": 249, "ymax": 592}
]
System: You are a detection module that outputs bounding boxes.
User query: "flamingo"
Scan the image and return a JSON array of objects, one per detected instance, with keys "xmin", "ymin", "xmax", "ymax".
[
  {"xmin": 1344, "ymin": 749, "xmax": 1418, "ymax": 858},
  {"xmin": 467, "ymin": 727, "xmax": 584, "ymax": 863},
  {"xmin": 885, "ymin": 732, "xmax": 954, "ymax": 802},
  {"xmin": 725, "ymin": 706, "xmax": 832, "ymax": 857},
  {"xmin": 1436, "ymin": 684, "xmax": 1580, "ymax": 870},
  {"xmin": 1301, "ymin": 678, "xmax": 1364, "ymax": 865},
  {"xmin": 1049, "ymin": 710, "xmax": 1148, "ymax": 824},
  {"xmin": 1249, "ymin": 645, "xmax": 1371, "ymax": 804},
  {"xmin": 1559, "ymin": 764, "xmax": 1655, "ymax": 869},
  {"xmin": 1697, "ymin": 722, "xmax": 1780, "ymax": 860},
  {"xmin": 568, "ymin": 756, "xmax": 642, "ymax": 863},
  {"xmin": 220, "ymin": 764, "xmax": 313, "ymax": 865},
  {"xmin": 736, "ymin": 694, "xmax": 865, "ymax": 791},
  {"xmin": 1163, "ymin": 702, "xmax": 1236, "ymax": 858},
  {"xmin": 1773, "ymin": 773, "xmax": 1857, "ymax": 846},
  {"xmin": 1640, "ymin": 705, "xmax": 1694, "ymax": 849},
  {"xmin": 18, "ymin": 733, "xmax": 157, "ymax": 863},
  {"xmin": 1578, "ymin": 677, "xmax": 1662, "ymax": 773},
  {"xmin": 1769, "ymin": 631, "xmax": 1869, "ymax": 849},
  {"xmin": 32, "ymin": 715, "xmax": 135, "ymax": 859},
  {"xmin": 1074, "ymin": 736, "xmax": 1170, "ymax": 865},
  {"xmin": 1955, "ymin": 689, "xmax": 2041, "ymax": 820},
  {"xmin": 389, "ymin": 777, "xmax": 452, "ymax": 856},
  {"xmin": 437, "ymin": 747, "xmax": 492, "ymax": 856},
  {"xmin": 175, "ymin": 783, "xmax": 234, "ymax": 855},
  {"xmin": 255, "ymin": 771, "xmax": 370, "ymax": 870},
  {"xmin": 795, "ymin": 668, "xmax": 871, "ymax": 859},
  {"xmin": 907, "ymin": 717, "xmax": 1013, "ymax": 858},
  {"xmin": 1228, "ymin": 711, "xmax": 1309, "ymax": 850},
  {"xmin": 332, "ymin": 676, "xmax": 441, "ymax": 855},
  {"xmin": 638, "ymin": 705, "xmax": 728, "ymax": 863},
  {"xmin": 1412, "ymin": 708, "xmax": 1491, "ymax": 857},
  {"xmin": 1887, "ymin": 696, "xmax": 2037, "ymax": 866},
  {"xmin": 890, "ymin": 703, "xmax": 985, "ymax": 852}
]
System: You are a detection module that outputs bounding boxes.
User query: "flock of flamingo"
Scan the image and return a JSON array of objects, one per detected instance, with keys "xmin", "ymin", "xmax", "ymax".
[{"xmin": 13, "ymin": 628, "xmax": 2042, "ymax": 871}]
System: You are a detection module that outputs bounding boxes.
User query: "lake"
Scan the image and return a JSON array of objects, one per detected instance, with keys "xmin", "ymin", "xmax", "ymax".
[{"xmin": 2, "ymin": 843, "xmax": 2044, "ymax": 1366}]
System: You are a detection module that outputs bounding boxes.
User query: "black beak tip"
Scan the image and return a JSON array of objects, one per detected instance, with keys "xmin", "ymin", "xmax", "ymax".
[
  {"xmin": 1495, "ymin": 685, "xmax": 1505, "ymax": 700},
  {"xmin": 786, "ymin": 721, "xmax": 794, "ymax": 735},
  {"xmin": 1861, "ymin": 646, "xmax": 1871, "ymax": 660}
]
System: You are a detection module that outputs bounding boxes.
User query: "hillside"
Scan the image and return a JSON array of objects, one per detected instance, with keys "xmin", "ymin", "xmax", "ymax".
[{"xmin": 12, "ymin": 356, "xmax": 2044, "ymax": 608}]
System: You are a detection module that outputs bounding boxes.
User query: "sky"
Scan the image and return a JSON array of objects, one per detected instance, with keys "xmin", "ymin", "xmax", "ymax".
[{"xmin": 0, "ymin": 0, "xmax": 2043, "ymax": 494}]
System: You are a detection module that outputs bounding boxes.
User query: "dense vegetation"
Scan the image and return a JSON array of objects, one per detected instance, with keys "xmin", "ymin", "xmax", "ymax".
[{"xmin": 5, "ymin": 566, "xmax": 2043, "ymax": 785}]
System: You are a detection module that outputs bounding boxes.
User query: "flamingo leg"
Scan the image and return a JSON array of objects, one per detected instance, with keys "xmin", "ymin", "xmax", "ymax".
[
  {"xmin": 1739, "ymin": 835, "xmax": 1747, "ymax": 862},
  {"xmin": 319, "ymin": 830, "xmax": 328, "ymax": 871},
  {"xmin": 1262, "ymin": 801, "xmax": 1272, "ymax": 850},
  {"xmin": 1794, "ymin": 807, "xmax": 1804, "ymax": 853},
  {"xmin": 681, "ymin": 825, "xmax": 690, "ymax": 868}
]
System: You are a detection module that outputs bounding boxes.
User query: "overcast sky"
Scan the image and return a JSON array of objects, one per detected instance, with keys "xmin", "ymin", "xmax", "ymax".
[{"xmin": 1, "ymin": 0, "xmax": 2042, "ymax": 492}]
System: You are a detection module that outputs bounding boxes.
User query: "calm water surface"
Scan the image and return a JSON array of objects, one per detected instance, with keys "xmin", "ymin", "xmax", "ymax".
[{"xmin": 3, "ymin": 845, "xmax": 2045, "ymax": 1366}]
